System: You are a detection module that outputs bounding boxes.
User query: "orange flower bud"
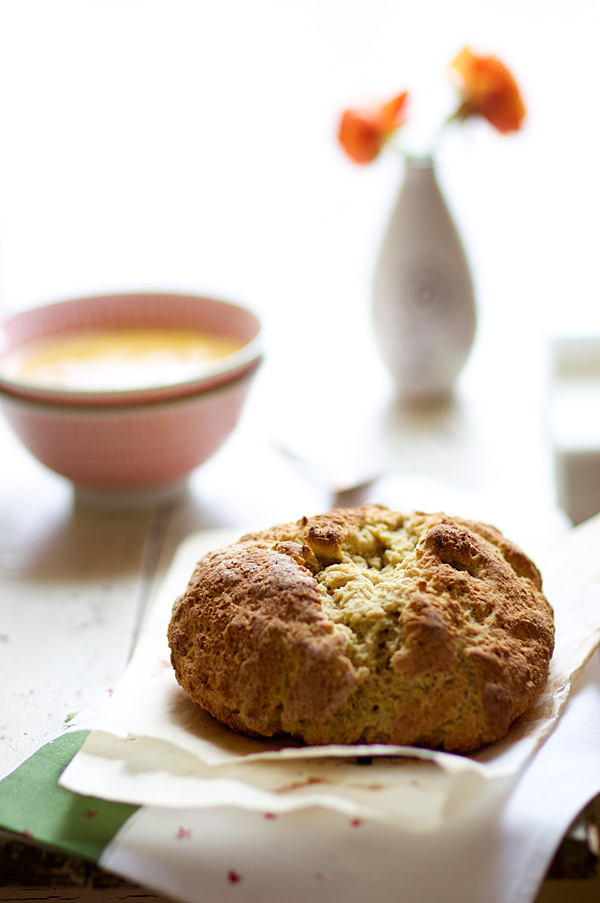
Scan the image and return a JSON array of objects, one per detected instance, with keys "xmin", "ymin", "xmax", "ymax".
[
  {"xmin": 450, "ymin": 48, "xmax": 525, "ymax": 134},
  {"xmin": 338, "ymin": 92, "xmax": 409, "ymax": 164}
]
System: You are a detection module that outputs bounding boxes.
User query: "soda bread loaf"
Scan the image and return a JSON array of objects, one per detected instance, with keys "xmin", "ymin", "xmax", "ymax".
[{"xmin": 168, "ymin": 505, "xmax": 554, "ymax": 753}]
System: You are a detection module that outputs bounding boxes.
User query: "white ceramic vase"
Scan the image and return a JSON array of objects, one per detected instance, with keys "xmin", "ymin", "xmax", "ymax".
[{"xmin": 371, "ymin": 155, "xmax": 476, "ymax": 403}]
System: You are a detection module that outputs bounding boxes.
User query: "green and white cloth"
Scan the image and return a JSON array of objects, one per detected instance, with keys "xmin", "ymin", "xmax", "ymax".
[
  {"xmin": 1, "ymin": 656, "xmax": 600, "ymax": 903},
  {"xmin": 4, "ymin": 518, "xmax": 600, "ymax": 903}
]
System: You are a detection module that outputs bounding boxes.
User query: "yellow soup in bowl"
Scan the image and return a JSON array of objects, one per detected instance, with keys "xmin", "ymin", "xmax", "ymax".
[{"xmin": 0, "ymin": 328, "xmax": 245, "ymax": 392}]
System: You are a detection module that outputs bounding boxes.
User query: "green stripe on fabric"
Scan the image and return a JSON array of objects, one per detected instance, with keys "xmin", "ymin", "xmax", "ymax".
[{"xmin": 0, "ymin": 731, "xmax": 138, "ymax": 863}]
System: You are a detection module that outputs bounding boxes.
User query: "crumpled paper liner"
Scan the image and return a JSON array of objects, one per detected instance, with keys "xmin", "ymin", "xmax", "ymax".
[{"xmin": 60, "ymin": 516, "xmax": 600, "ymax": 831}]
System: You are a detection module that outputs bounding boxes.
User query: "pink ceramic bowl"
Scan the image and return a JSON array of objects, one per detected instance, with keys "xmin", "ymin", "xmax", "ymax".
[{"xmin": 0, "ymin": 292, "xmax": 262, "ymax": 494}]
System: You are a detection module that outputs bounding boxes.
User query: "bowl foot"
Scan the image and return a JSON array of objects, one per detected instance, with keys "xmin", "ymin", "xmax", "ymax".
[{"xmin": 73, "ymin": 477, "xmax": 191, "ymax": 512}]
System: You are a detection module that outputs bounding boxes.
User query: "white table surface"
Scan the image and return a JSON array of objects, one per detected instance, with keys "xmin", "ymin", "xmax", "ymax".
[{"xmin": 1, "ymin": 2, "xmax": 599, "ymax": 900}]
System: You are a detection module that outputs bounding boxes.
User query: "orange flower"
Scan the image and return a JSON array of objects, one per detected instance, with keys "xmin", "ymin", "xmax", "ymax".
[
  {"xmin": 449, "ymin": 47, "xmax": 525, "ymax": 134},
  {"xmin": 338, "ymin": 92, "xmax": 409, "ymax": 164}
]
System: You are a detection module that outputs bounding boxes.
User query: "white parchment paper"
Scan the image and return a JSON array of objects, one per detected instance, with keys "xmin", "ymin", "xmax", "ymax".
[{"xmin": 60, "ymin": 514, "xmax": 600, "ymax": 830}]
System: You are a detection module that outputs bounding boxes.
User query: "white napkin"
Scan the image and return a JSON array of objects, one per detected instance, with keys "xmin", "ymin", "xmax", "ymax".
[
  {"xmin": 60, "ymin": 507, "xmax": 600, "ymax": 903},
  {"xmin": 97, "ymin": 652, "xmax": 600, "ymax": 903}
]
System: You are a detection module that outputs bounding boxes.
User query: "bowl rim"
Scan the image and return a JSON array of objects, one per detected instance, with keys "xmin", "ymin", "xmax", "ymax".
[
  {"xmin": 0, "ymin": 291, "xmax": 263, "ymax": 407},
  {"xmin": 0, "ymin": 349, "xmax": 262, "ymax": 417}
]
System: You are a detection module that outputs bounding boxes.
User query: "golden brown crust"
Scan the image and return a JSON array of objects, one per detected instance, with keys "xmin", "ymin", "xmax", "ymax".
[{"xmin": 168, "ymin": 505, "xmax": 554, "ymax": 753}]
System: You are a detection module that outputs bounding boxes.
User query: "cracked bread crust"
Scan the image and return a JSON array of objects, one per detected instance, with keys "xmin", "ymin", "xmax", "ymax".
[{"xmin": 168, "ymin": 505, "xmax": 554, "ymax": 753}]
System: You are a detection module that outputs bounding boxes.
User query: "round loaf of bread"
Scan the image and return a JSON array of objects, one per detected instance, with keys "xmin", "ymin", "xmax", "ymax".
[{"xmin": 168, "ymin": 505, "xmax": 554, "ymax": 753}]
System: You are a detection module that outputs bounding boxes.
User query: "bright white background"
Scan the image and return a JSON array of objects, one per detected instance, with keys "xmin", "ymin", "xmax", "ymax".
[{"xmin": 0, "ymin": 0, "xmax": 597, "ymax": 333}]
